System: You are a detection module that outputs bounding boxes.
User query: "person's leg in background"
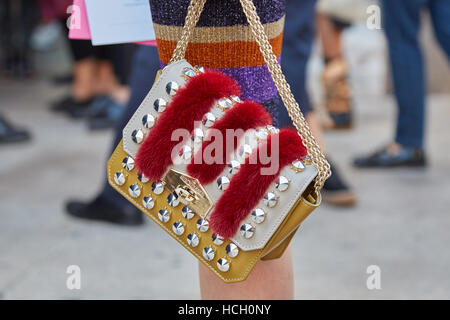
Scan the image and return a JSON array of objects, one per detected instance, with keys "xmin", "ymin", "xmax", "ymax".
[
  {"xmin": 66, "ymin": 46, "xmax": 160, "ymax": 225},
  {"xmin": 0, "ymin": 0, "xmax": 32, "ymax": 144},
  {"xmin": 429, "ymin": 0, "xmax": 450, "ymax": 59},
  {"xmin": 85, "ymin": 44, "xmax": 137, "ymax": 130},
  {"xmin": 281, "ymin": 0, "xmax": 357, "ymax": 207},
  {"xmin": 317, "ymin": 11, "xmax": 353, "ymax": 129},
  {"xmin": 50, "ymin": 39, "xmax": 100, "ymax": 114},
  {"xmin": 1, "ymin": 0, "xmax": 38, "ymax": 77},
  {"xmin": 354, "ymin": 0, "xmax": 428, "ymax": 168},
  {"xmin": 91, "ymin": 44, "xmax": 136, "ymax": 105}
]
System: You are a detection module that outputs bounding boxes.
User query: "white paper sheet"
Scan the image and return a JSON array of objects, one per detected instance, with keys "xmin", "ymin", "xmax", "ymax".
[{"xmin": 85, "ymin": 0, "xmax": 155, "ymax": 45}]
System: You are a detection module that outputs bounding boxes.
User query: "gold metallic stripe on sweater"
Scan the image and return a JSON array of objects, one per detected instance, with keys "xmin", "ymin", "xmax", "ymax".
[{"xmin": 154, "ymin": 15, "xmax": 285, "ymax": 43}]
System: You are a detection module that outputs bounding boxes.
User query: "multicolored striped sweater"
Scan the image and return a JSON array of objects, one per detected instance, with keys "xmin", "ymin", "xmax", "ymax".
[{"xmin": 149, "ymin": 0, "xmax": 285, "ymax": 125}]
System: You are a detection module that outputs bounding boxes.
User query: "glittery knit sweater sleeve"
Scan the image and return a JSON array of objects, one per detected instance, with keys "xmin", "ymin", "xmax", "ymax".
[{"xmin": 149, "ymin": 0, "xmax": 286, "ymax": 125}]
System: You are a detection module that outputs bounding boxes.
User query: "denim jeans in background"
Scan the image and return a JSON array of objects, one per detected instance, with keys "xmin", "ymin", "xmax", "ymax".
[
  {"xmin": 382, "ymin": 0, "xmax": 450, "ymax": 149},
  {"xmin": 100, "ymin": 46, "xmax": 160, "ymax": 206},
  {"xmin": 275, "ymin": 0, "xmax": 316, "ymax": 128}
]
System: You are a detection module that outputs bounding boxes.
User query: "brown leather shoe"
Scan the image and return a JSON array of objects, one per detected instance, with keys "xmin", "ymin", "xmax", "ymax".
[
  {"xmin": 322, "ymin": 160, "xmax": 357, "ymax": 207},
  {"xmin": 321, "ymin": 58, "xmax": 353, "ymax": 130}
]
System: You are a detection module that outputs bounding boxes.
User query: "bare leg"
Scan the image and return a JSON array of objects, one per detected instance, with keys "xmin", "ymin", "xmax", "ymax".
[
  {"xmin": 96, "ymin": 60, "xmax": 130, "ymax": 105},
  {"xmin": 317, "ymin": 12, "xmax": 353, "ymax": 130},
  {"xmin": 72, "ymin": 58, "xmax": 98, "ymax": 102},
  {"xmin": 307, "ymin": 112, "xmax": 327, "ymax": 154},
  {"xmin": 317, "ymin": 12, "xmax": 342, "ymax": 61},
  {"xmin": 199, "ymin": 245, "xmax": 293, "ymax": 300}
]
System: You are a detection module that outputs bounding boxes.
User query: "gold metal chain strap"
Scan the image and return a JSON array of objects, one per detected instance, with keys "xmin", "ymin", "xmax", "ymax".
[
  {"xmin": 169, "ymin": 0, "xmax": 331, "ymax": 194},
  {"xmin": 169, "ymin": 0, "xmax": 207, "ymax": 63}
]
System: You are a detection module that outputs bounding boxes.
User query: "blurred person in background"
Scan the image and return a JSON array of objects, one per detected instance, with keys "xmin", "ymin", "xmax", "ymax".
[
  {"xmin": 65, "ymin": 45, "xmax": 160, "ymax": 225},
  {"xmin": 0, "ymin": 0, "xmax": 38, "ymax": 77},
  {"xmin": 316, "ymin": 0, "xmax": 362, "ymax": 129},
  {"xmin": 354, "ymin": 0, "xmax": 450, "ymax": 168},
  {"xmin": 50, "ymin": 40, "xmax": 136, "ymax": 130},
  {"xmin": 0, "ymin": 0, "xmax": 36, "ymax": 144},
  {"xmin": 37, "ymin": 0, "xmax": 136, "ymax": 130},
  {"xmin": 281, "ymin": 0, "xmax": 357, "ymax": 206}
]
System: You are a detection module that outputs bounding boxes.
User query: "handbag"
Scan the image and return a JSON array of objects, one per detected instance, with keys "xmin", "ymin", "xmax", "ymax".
[{"xmin": 107, "ymin": 0, "xmax": 330, "ymax": 283}]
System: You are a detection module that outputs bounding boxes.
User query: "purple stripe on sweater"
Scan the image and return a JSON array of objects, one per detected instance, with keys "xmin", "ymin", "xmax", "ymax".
[
  {"xmin": 160, "ymin": 58, "xmax": 281, "ymax": 103},
  {"xmin": 220, "ymin": 64, "xmax": 277, "ymax": 103},
  {"xmin": 149, "ymin": 0, "xmax": 285, "ymax": 27}
]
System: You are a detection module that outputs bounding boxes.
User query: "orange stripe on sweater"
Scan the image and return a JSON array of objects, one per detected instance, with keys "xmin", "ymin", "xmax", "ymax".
[{"xmin": 156, "ymin": 32, "xmax": 283, "ymax": 69}]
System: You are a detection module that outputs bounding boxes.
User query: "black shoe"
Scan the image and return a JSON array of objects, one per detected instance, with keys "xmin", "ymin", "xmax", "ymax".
[
  {"xmin": 322, "ymin": 160, "xmax": 357, "ymax": 207},
  {"xmin": 328, "ymin": 111, "xmax": 353, "ymax": 130},
  {"xmin": 68, "ymin": 103, "xmax": 93, "ymax": 119},
  {"xmin": 51, "ymin": 74, "xmax": 73, "ymax": 86},
  {"xmin": 50, "ymin": 96, "xmax": 73, "ymax": 112},
  {"xmin": 50, "ymin": 95, "xmax": 94, "ymax": 116},
  {"xmin": 66, "ymin": 196, "xmax": 144, "ymax": 226},
  {"xmin": 0, "ymin": 115, "xmax": 31, "ymax": 145},
  {"xmin": 87, "ymin": 96, "xmax": 124, "ymax": 131},
  {"xmin": 353, "ymin": 145, "xmax": 426, "ymax": 168}
]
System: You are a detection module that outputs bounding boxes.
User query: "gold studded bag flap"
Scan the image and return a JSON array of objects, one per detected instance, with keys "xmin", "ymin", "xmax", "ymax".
[{"xmin": 107, "ymin": 0, "xmax": 330, "ymax": 283}]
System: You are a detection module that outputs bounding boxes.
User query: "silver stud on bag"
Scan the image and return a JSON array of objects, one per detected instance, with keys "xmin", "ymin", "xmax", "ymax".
[
  {"xmin": 142, "ymin": 196, "xmax": 154, "ymax": 209},
  {"xmin": 192, "ymin": 128, "xmax": 204, "ymax": 143},
  {"xmin": 291, "ymin": 160, "xmax": 305, "ymax": 172},
  {"xmin": 167, "ymin": 192, "xmax": 179, "ymax": 207},
  {"xmin": 128, "ymin": 184, "xmax": 141, "ymax": 198},
  {"xmin": 142, "ymin": 114, "xmax": 155, "ymax": 129},
  {"xmin": 228, "ymin": 160, "xmax": 240, "ymax": 175},
  {"xmin": 182, "ymin": 67, "xmax": 197, "ymax": 78},
  {"xmin": 195, "ymin": 66, "xmax": 205, "ymax": 73},
  {"xmin": 131, "ymin": 129, "xmax": 144, "ymax": 144},
  {"xmin": 217, "ymin": 176, "xmax": 230, "ymax": 191},
  {"xmin": 182, "ymin": 206, "xmax": 195, "ymax": 220},
  {"xmin": 217, "ymin": 258, "xmax": 230, "ymax": 272},
  {"xmin": 203, "ymin": 247, "xmax": 215, "ymax": 261},
  {"xmin": 165, "ymin": 81, "xmax": 179, "ymax": 96},
  {"xmin": 113, "ymin": 171, "xmax": 126, "ymax": 186},
  {"xmin": 302, "ymin": 155, "xmax": 312, "ymax": 165},
  {"xmin": 266, "ymin": 125, "xmax": 279, "ymax": 134},
  {"xmin": 212, "ymin": 233, "xmax": 224, "ymax": 246},
  {"xmin": 179, "ymin": 145, "xmax": 192, "ymax": 160},
  {"xmin": 240, "ymin": 224, "xmax": 254, "ymax": 239},
  {"xmin": 172, "ymin": 221, "xmax": 185, "ymax": 236},
  {"xmin": 275, "ymin": 176, "xmax": 290, "ymax": 192},
  {"xmin": 137, "ymin": 172, "xmax": 150, "ymax": 183},
  {"xmin": 255, "ymin": 128, "xmax": 269, "ymax": 141},
  {"xmin": 217, "ymin": 98, "xmax": 233, "ymax": 110},
  {"xmin": 196, "ymin": 218, "xmax": 209, "ymax": 232},
  {"xmin": 225, "ymin": 243, "xmax": 239, "ymax": 258},
  {"xmin": 230, "ymin": 95, "xmax": 241, "ymax": 103},
  {"xmin": 263, "ymin": 192, "xmax": 278, "ymax": 208},
  {"xmin": 202, "ymin": 112, "xmax": 216, "ymax": 128},
  {"xmin": 187, "ymin": 233, "xmax": 199, "ymax": 247},
  {"xmin": 122, "ymin": 157, "xmax": 135, "ymax": 171},
  {"xmin": 238, "ymin": 144, "xmax": 252, "ymax": 158},
  {"xmin": 158, "ymin": 209, "xmax": 170, "ymax": 223},
  {"xmin": 251, "ymin": 208, "xmax": 266, "ymax": 224},
  {"xmin": 152, "ymin": 181, "xmax": 164, "ymax": 195},
  {"xmin": 153, "ymin": 98, "xmax": 167, "ymax": 112}
]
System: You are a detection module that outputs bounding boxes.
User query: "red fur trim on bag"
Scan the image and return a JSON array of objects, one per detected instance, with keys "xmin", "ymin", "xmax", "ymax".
[
  {"xmin": 187, "ymin": 101, "xmax": 272, "ymax": 184},
  {"xmin": 209, "ymin": 128, "xmax": 307, "ymax": 238},
  {"xmin": 135, "ymin": 71, "xmax": 240, "ymax": 180}
]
